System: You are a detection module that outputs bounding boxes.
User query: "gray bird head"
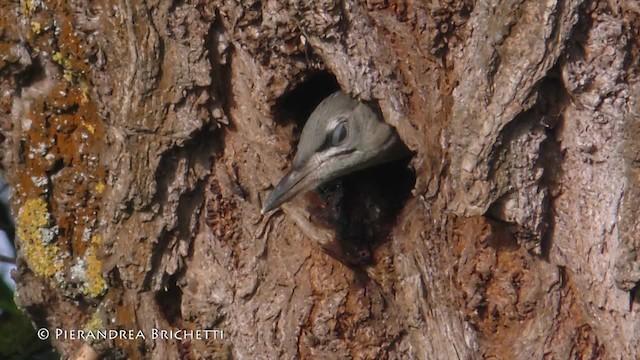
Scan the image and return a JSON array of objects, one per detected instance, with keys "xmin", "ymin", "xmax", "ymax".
[{"xmin": 262, "ymin": 91, "xmax": 406, "ymax": 214}]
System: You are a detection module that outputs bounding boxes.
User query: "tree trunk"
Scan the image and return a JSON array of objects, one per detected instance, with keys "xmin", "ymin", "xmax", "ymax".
[{"xmin": 1, "ymin": 0, "xmax": 639, "ymax": 358}]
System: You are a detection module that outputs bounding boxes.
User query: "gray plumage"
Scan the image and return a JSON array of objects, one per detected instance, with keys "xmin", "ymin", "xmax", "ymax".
[{"xmin": 262, "ymin": 91, "xmax": 406, "ymax": 214}]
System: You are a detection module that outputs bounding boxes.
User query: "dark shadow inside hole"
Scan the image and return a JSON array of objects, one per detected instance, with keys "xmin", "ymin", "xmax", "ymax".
[
  {"xmin": 15, "ymin": 58, "xmax": 46, "ymax": 92},
  {"xmin": 278, "ymin": 72, "xmax": 416, "ymax": 268},
  {"xmin": 307, "ymin": 157, "xmax": 415, "ymax": 268},
  {"xmin": 631, "ymin": 283, "xmax": 640, "ymax": 308},
  {"xmin": 155, "ymin": 279, "xmax": 183, "ymax": 327},
  {"xmin": 277, "ymin": 72, "xmax": 340, "ymax": 128}
]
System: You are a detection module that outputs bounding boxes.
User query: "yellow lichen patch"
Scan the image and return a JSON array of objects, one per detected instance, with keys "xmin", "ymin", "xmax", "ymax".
[
  {"xmin": 94, "ymin": 181, "xmax": 105, "ymax": 195},
  {"xmin": 17, "ymin": 198, "xmax": 62, "ymax": 278},
  {"xmin": 80, "ymin": 311, "xmax": 106, "ymax": 347},
  {"xmin": 82, "ymin": 235, "xmax": 107, "ymax": 297},
  {"xmin": 12, "ymin": 0, "xmax": 107, "ymax": 298},
  {"xmin": 51, "ymin": 52, "xmax": 68, "ymax": 68},
  {"xmin": 21, "ymin": 0, "xmax": 37, "ymax": 17},
  {"xmin": 82, "ymin": 120, "xmax": 95, "ymax": 134},
  {"xmin": 80, "ymin": 82, "xmax": 90, "ymax": 105},
  {"xmin": 31, "ymin": 21, "xmax": 41, "ymax": 34},
  {"xmin": 63, "ymin": 70, "xmax": 74, "ymax": 82},
  {"xmin": 84, "ymin": 310, "xmax": 105, "ymax": 339},
  {"xmin": 52, "ymin": 52, "xmax": 75, "ymax": 82}
]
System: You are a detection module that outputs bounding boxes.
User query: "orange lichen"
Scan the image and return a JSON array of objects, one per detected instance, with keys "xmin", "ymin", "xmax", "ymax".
[
  {"xmin": 10, "ymin": 0, "xmax": 107, "ymax": 298},
  {"xmin": 16, "ymin": 198, "xmax": 63, "ymax": 278}
]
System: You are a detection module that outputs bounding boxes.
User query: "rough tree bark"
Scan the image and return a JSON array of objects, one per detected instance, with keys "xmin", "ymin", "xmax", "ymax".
[{"xmin": 1, "ymin": 0, "xmax": 639, "ymax": 358}]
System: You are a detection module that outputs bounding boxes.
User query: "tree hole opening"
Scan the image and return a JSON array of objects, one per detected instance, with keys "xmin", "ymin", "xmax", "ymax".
[{"xmin": 275, "ymin": 72, "xmax": 415, "ymax": 268}]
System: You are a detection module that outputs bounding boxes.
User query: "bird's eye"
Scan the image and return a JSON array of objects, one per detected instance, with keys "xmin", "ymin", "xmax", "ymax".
[{"xmin": 331, "ymin": 123, "xmax": 347, "ymax": 146}]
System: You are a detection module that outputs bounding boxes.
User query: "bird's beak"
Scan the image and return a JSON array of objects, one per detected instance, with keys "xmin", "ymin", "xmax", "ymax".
[{"xmin": 261, "ymin": 167, "xmax": 312, "ymax": 214}]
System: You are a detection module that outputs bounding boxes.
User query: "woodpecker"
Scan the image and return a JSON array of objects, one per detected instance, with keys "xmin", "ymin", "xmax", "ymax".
[{"xmin": 262, "ymin": 91, "xmax": 407, "ymax": 214}]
